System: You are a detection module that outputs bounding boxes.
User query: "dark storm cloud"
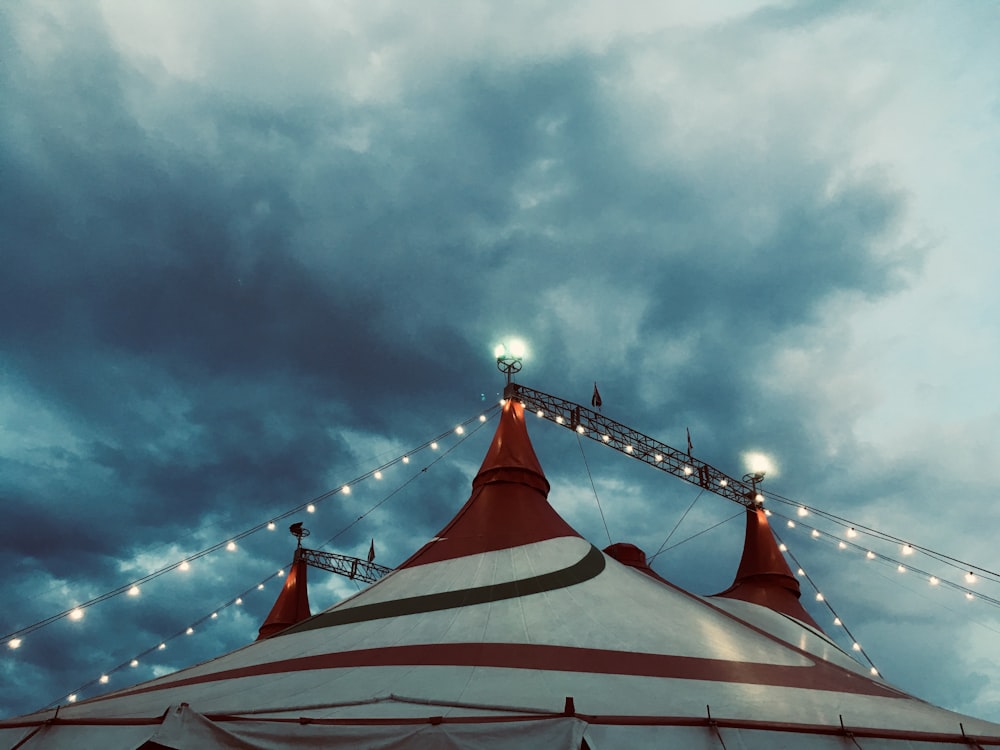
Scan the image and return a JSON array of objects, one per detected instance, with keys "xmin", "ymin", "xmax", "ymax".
[{"xmin": 0, "ymin": 0, "xmax": 960, "ymax": 720}]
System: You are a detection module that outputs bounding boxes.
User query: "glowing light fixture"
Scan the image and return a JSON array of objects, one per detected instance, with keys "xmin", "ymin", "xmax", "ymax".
[
  {"xmin": 267, "ymin": 522, "xmax": 276, "ymax": 531},
  {"xmin": 797, "ymin": 568, "xmax": 805, "ymax": 576},
  {"xmin": 683, "ymin": 466, "xmax": 693, "ymax": 476},
  {"xmin": 99, "ymin": 674, "xmax": 109, "ymax": 684},
  {"xmin": 342, "ymin": 484, "xmax": 352, "ymax": 493},
  {"xmin": 787, "ymin": 520, "xmax": 795, "ymax": 528},
  {"xmin": 556, "ymin": 416, "xmax": 564, "ymax": 424},
  {"xmin": 278, "ymin": 569, "xmax": 285, "ymax": 577},
  {"xmin": 625, "ymin": 445, "xmax": 634, "ymax": 453},
  {"xmin": 235, "ymin": 597, "xmax": 243, "ymax": 605},
  {"xmin": 852, "ymin": 642, "xmax": 861, "ymax": 652},
  {"xmin": 870, "ymin": 667, "xmax": 879, "ymax": 676},
  {"xmin": 374, "ymin": 471, "xmax": 382, "ymax": 479},
  {"xmin": 576, "ymin": 425, "xmax": 585, "ymax": 434},
  {"xmin": 158, "ymin": 643, "xmax": 166, "ymax": 650},
  {"xmin": 307, "ymin": 504, "xmax": 315, "ymax": 513},
  {"xmin": 69, "ymin": 608, "xmax": 84, "ymax": 621},
  {"xmin": 211, "ymin": 612, "xmax": 218, "ymax": 619},
  {"xmin": 479, "ymin": 414, "xmax": 487, "ymax": 422},
  {"xmin": 929, "ymin": 576, "xmax": 940, "ymax": 586},
  {"xmin": 743, "ymin": 451, "xmax": 775, "ymax": 477},
  {"xmin": 966, "ymin": 592, "xmax": 975, "ymax": 601},
  {"xmin": 455, "ymin": 426, "xmax": 464, "ymax": 435},
  {"xmin": 68, "ymin": 694, "xmax": 77, "ymax": 702},
  {"xmin": 764, "ymin": 509, "xmax": 772, "ymax": 517},
  {"xmin": 655, "ymin": 454, "xmax": 663, "ymax": 462},
  {"xmin": 257, "ymin": 584, "xmax": 264, "ymax": 590},
  {"xmin": 719, "ymin": 479, "xmax": 728, "ymax": 487},
  {"xmin": 402, "ymin": 456, "xmax": 410, "ymax": 464},
  {"xmin": 847, "ymin": 527, "xmax": 858, "ymax": 538},
  {"xmin": 536, "ymin": 410, "xmax": 544, "ymax": 418},
  {"xmin": 815, "ymin": 593, "xmax": 824, "ymax": 601},
  {"xmin": 866, "ymin": 551, "xmax": 876, "ymax": 560},
  {"xmin": 128, "ymin": 585, "xmax": 140, "ymax": 596},
  {"xmin": 833, "ymin": 617, "xmax": 842, "ymax": 626},
  {"xmin": 227, "ymin": 541, "xmax": 237, "ymax": 551},
  {"xmin": 8, "ymin": 638, "xmax": 22, "ymax": 650},
  {"xmin": 811, "ymin": 529, "xmax": 820, "ymax": 538},
  {"xmin": 430, "ymin": 442, "xmax": 438, "ymax": 450},
  {"xmin": 966, "ymin": 571, "xmax": 977, "ymax": 584},
  {"xmin": 602, "ymin": 434, "xmax": 610, "ymax": 443},
  {"xmin": 897, "ymin": 564, "xmax": 906, "ymax": 573},
  {"xmin": 130, "ymin": 659, "xmax": 138, "ymax": 667},
  {"xmin": 778, "ymin": 543, "xmax": 787, "ymax": 552},
  {"xmin": 902, "ymin": 544, "xmax": 914, "ymax": 556},
  {"xmin": 755, "ymin": 493, "xmax": 765, "ymax": 504},
  {"xmin": 797, "ymin": 507, "xmax": 808, "ymax": 517},
  {"xmin": 838, "ymin": 541, "xmax": 847, "ymax": 550},
  {"xmin": 180, "ymin": 560, "xmax": 191, "ymax": 570},
  {"xmin": 494, "ymin": 339, "xmax": 526, "ymax": 382},
  {"xmin": 186, "ymin": 627, "xmax": 194, "ymax": 635}
]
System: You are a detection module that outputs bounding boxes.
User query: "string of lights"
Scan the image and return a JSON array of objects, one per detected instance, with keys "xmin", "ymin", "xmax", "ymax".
[
  {"xmin": 37, "ymin": 408, "xmax": 501, "ymax": 707},
  {"xmin": 3, "ymin": 406, "xmax": 500, "ymax": 651}
]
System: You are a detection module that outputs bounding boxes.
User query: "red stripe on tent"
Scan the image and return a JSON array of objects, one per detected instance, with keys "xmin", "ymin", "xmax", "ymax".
[{"xmin": 102, "ymin": 642, "xmax": 899, "ymax": 703}]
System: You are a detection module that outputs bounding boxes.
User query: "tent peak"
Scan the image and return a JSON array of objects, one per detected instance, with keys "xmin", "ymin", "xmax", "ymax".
[
  {"xmin": 399, "ymin": 398, "xmax": 580, "ymax": 568},
  {"xmin": 713, "ymin": 506, "xmax": 822, "ymax": 631}
]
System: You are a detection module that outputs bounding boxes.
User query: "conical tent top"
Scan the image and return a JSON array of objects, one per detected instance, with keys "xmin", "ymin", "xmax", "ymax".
[
  {"xmin": 400, "ymin": 397, "xmax": 579, "ymax": 568},
  {"xmin": 257, "ymin": 555, "xmax": 311, "ymax": 640},
  {"xmin": 714, "ymin": 506, "xmax": 823, "ymax": 631}
]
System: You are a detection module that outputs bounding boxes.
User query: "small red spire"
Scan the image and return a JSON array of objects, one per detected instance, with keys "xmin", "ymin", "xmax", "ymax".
[
  {"xmin": 257, "ymin": 556, "xmax": 312, "ymax": 640},
  {"xmin": 714, "ymin": 506, "xmax": 823, "ymax": 631},
  {"xmin": 400, "ymin": 398, "xmax": 580, "ymax": 568}
]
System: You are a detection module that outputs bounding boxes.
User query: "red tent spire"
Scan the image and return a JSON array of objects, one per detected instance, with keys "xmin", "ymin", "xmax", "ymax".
[
  {"xmin": 400, "ymin": 398, "xmax": 580, "ymax": 568},
  {"xmin": 257, "ymin": 554, "xmax": 312, "ymax": 640},
  {"xmin": 713, "ymin": 506, "xmax": 823, "ymax": 631}
]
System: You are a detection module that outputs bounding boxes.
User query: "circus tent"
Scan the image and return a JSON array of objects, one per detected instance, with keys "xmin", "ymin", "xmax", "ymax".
[{"xmin": 3, "ymin": 397, "xmax": 999, "ymax": 749}]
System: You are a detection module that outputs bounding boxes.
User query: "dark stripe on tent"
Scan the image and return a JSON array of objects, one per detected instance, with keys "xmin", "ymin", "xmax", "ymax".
[
  {"xmin": 282, "ymin": 544, "xmax": 607, "ymax": 635},
  {"xmin": 100, "ymin": 641, "xmax": 901, "ymax": 704}
]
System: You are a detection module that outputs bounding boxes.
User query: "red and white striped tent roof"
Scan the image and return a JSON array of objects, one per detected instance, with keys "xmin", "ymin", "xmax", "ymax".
[{"xmin": 4, "ymin": 398, "xmax": 1000, "ymax": 749}]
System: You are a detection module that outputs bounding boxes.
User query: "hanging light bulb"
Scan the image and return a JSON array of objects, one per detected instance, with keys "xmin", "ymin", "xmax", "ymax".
[
  {"xmin": 374, "ymin": 471, "xmax": 382, "ymax": 480},
  {"xmin": 796, "ymin": 568, "xmax": 805, "ymax": 576},
  {"xmin": 68, "ymin": 694, "xmax": 77, "ymax": 703},
  {"xmin": 227, "ymin": 541, "xmax": 237, "ymax": 551},
  {"xmin": 929, "ymin": 576, "xmax": 940, "ymax": 586},
  {"xmin": 158, "ymin": 643, "xmax": 166, "ymax": 650},
  {"xmin": 811, "ymin": 529, "xmax": 820, "ymax": 538},
  {"xmin": 430, "ymin": 442, "xmax": 438, "ymax": 450},
  {"xmin": 479, "ymin": 414, "xmax": 487, "ymax": 422},
  {"xmin": 654, "ymin": 454, "xmax": 663, "ymax": 462},
  {"xmin": 342, "ymin": 485, "xmax": 351, "ymax": 494},
  {"xmin": 815, "ymin": 593, "xmax": 824, "ymax": 601},
  {"xmin": 257, "ymin": 584, "xmax": 264, "ymax": 590},
  {"xmin": 719, "ymin": 479, "xmax": 728, "ymax": 487},
  {"xmin": 278, "ymin": 569, "xmax": 285, "ymax": 577},
  {"xmin": 99, "ymin": 675, "xmax": 109, "ymax": 684},
  {"xmin": 402, "ymin": 456, "xmax": 410, "ymax": 464},
  {"xmin": 455, "ymin": 426, "xmax": 464, "ymax": 435},
  {"xmin": 755, "ymin": 493, "xmax": 765, "ymax": 504},
  {"xmin": 602, "ymin": 434, "xmax": 610, "ymax": 443},
  {"xmin": 866, "ymin": 551, "xmax": 876, "ymax": 560},
  {"xmin": 683, "ymin": 466, "xmax": 693, "ymax": 476},
  {"xmin": 69, "ymin": 608, "xmax": 84, "ymax": 621},
  {"xmin": 535, "ymin": 409, "xmax": 544, "ymax": 418},
  {"xmin": 902, "ymin": 544, "xmax": 914, "ymax": 556},
  {"xmin": 787, "ymin": 520, "xmax": 795, "ymax": 528},
  {"xmin": 966, "ymin": 592, "xmax": 975, "ymax": 601},
  {"xmin": 267, "ymin": 522, "xmax": 276, "ymax": 531},
  {"xmin": 130, "ymin": 659, "xmax": 138, "ymax": 667},
  {"xmin": 235, "ymin": 597, "xmax": 243, "ymax": 605},
  {"xmin": 870, "ymin": 667, "xmax": 879, "ymax": 676},
  {"xmin": 210, "ymin": 612, "xmax": 218, "ymax": 619},
  {"xmin": 180, "ymin": 560, "xmax": 191, "ymax": 570},
  {"xmin": 838, "ymin": 541, "xmax": 847, "ymax": 550},
  {"xmin": 128, "ymin": 585, "xmax": 140, "ymax": 596},
  {"xmin": 764, "ymin": 508, "xmax": 772, "ymax": 517},
  {"xmin": 555, "ymin": 416, "xmax": 564, "ymax": 425},
  {"xmin": 852, "ymin": 642, "xmax": 861, "ymax": 652},
  {"xmin": 965, "ymin": 571, "xmax": 977, "ymax": 584},
  {"xmin": 778, "ymin": 543, "xmax": 787, "ymax": 552},
  {"xmin": 897, "ymin": 564, "xmax": 906, "ymax": 573},
  {"xmin": 625, "ymin": 445, "xmax": 634, "ymax": 453},
  {"xmin": 847, "ymin": 527, "xmax": 858, "ymax": 538},
  {"xmin": 576, "ymin": 425, "xmax": 586, "ymax": 434},
  {"xmin": 307, "ymin": 504, "xmax": 315, "ymax": 513},
  {"xmin": 833, "ymin": 617, "xmax": 842, "ymax": 626},
  {"xmin": 8, "ymin": 638, "xmax": 22, "ymax": 650},
  {"xmin": 186, "ymin": 627, "xmax": 194, "ymax": 635},
  {"xmin": 797, "ymin": 507, "xmax": 808, "ymax": 517}
]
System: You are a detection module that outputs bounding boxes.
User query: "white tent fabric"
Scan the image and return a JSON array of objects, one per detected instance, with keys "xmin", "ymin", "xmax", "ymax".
[{"xmin": 4, "ymin": 398, "xmax": 1000, "ymax": 749}]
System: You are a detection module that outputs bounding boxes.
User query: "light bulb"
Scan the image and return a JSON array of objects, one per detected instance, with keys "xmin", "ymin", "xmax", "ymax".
[
  {"xmin": 69, "ymin": 608, "xmax": 84, "ymax": 621},
  {"xmin": 128, "ymin": 585, "xmax": 140, "ymax": 596},
  {"xmin": 455, "ymin": 426, "xmax": 464, "ymax": 435},
  {"xmin": 227, "ymin": 541, "xmax": 237, "ymax": 551}
]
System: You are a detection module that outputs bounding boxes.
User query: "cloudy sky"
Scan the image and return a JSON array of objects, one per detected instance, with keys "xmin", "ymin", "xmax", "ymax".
[{"xmin": 3, "ymin": 0, "xmax": 1000, "ymax": 723}]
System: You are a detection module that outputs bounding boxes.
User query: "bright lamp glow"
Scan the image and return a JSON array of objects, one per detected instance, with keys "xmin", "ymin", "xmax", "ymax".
[
  {"xmin": 8, "ymin": 638, "xmax": 22, "ymax": 650},
  {"xmin": 507, "ymin": 339, "xmax": 526, "ymax": 358},
  {"xmin": 99, "ymin": 674, "xmax": 109, "ymax": 684},
  {"xmin": 493, "ymin": 344, "xmax": 506, "ymax": 358},
  {"xmin": 128, "ymin": 585, "xmax": 140, "ymax": 596},
  {"xmin": 130, "ymin": 659, "xmax": 139, "ymax": 667},
  {"xmin": 743, "ymin": 451, "xmax": 775, "ymax": 477},
  {"xmin": 69, "ymin": 608, "xmax": 84, "ymax": 621}
]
